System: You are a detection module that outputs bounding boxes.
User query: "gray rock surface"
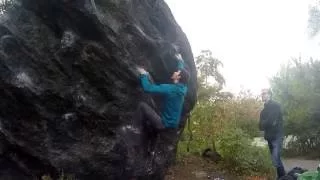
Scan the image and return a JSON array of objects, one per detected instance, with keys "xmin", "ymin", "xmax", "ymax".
[{"xmin": 0, "ymin": 0, "xmax": 197, "ymax": 179}]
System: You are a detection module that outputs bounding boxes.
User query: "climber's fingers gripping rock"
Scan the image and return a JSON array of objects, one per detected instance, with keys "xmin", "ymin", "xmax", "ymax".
[
  {"xmin": 175, "ymin": 53, "xmax": 183, "ymax": 61},
  {"xmin": 136, "ymin": 66, "xmax": 148, "ymax": 75}
]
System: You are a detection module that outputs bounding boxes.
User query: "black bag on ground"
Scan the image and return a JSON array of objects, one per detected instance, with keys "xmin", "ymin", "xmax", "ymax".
[{"xmin": 279, "ymin": 167, "xmax": 308, "ymax": 180}]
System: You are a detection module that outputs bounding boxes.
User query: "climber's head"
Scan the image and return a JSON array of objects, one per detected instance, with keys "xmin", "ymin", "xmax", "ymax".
[{"xmin": 171, "ymin": 68, "xmax": 190, "ymax": 84}]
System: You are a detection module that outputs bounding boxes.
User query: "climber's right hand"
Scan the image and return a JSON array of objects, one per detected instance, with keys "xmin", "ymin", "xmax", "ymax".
[
  {"xmin": 136, "ymin": 67, "xmax": 148, "ymax": 75},
  {"xmin": 175, "ymin": 53, "xmax": 183, "ymax": 61}
]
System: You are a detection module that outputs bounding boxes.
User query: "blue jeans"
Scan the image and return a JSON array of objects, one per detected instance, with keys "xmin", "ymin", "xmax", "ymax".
[{"xmin": 267, "ymin": 136, "xmax": 286, "ymax": 179}]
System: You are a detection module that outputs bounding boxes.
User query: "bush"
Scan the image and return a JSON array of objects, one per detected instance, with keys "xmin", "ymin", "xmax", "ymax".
[
  {"xmin": 177, "ymin": 50, "xmax": 269, "ymax": 176},
  {"xmin": 177, "ymin": 102, "xmax": 228, "ymax": 156},
  {"xmin": 176, "ymin": 92, "xmax": 270, "ymax": 176},
  {"xmin": 236, "ymin": 119, "xmax": 260, "ymax": 138},
  {"xmin": 215, "ymin": 126, "xmax": 273, "ymax": 176}
]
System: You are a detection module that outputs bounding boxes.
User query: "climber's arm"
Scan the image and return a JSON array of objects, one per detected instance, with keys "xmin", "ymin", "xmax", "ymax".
[
  {"xmin": 140, "ymin": 74, "xmax": 172, "ymax": 94},
  {"xmin": 175, "ymin": 53, "xmax": 185, "ymax": 70}
]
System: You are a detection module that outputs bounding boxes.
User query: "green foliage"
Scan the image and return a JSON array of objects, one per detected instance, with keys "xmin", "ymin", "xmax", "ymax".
[
  {"xmin": 178, "ymin": 101, "xmax": 272, "ymax": 175},
  {"xmin": 177, "ymin": 50, "xmax": 270, "ymax": 176},
  {"xmin": 230, "ymin": 90, "xmax": 262, "ymax": 138},
  {"xmin": 182, "ymin": 102, "xmax": 228, "ymax": 154},
  {"xmin": 271, "ymin": 58, "xmax": 320, "ymax": 157},
  {"xmin": 215, "ymin": 126, "xmax": 273, "ymax": 175},
  {"xmin": 196, "ymin": 50, "xmax": 225, "ymax": 102},
  {"xmin": 196, "ymin": 50, "xmax": 225, "ymax": 87},
  {"xmin": 236, "ymin": 118, "xmax": 260, "ymax": 138}
]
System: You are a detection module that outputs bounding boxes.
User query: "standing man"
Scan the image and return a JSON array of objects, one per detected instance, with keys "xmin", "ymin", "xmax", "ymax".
[{"xmin": 259, "ymin": 89, "xmax": 286, "ymax": 179}]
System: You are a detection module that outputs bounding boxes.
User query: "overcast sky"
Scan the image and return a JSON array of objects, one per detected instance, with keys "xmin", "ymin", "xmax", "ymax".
[{"xmin": 165, "ymin": 0, "xmax": 320, "ymax": 94}]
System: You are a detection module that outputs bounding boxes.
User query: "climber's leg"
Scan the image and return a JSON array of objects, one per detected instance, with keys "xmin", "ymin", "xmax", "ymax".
[{"xmin": 133, "ymin": 102, "xmax": 165, "ymax": 131}]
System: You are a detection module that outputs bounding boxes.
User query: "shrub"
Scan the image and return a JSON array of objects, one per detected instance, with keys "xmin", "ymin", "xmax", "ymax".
[
  {"xmin": 236, "ymin": 119, "xmax": 260, "ymax": 138},
  {"xmin": 215, "ymin": 126, "xmax": 273, "ymax": 176}
]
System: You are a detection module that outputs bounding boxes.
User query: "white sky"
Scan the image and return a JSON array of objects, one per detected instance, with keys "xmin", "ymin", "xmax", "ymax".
[{"xmin": 165, "ymin": 0, "xmax": 320, "ymax": 94}]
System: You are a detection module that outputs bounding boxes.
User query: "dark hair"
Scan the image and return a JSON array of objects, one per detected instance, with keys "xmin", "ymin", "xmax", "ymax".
[{"xmin": 179, "ymin": 68, "xmax": 190, "ymax": 84}]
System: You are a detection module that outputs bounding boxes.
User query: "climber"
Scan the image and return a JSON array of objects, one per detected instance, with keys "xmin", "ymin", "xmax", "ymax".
[
  {"xmin": 259, "ymin": 88, "xmax": 286, "ymax": 179},
  {"xmin": 133, "ymin": 52, "xmax": 189, "ymax": 132}
]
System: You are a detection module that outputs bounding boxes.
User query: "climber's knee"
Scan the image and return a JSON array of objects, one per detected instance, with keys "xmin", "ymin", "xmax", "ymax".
[
  {"xmin": 136, "ymin": 102, "xmax": 163, "ymax": 130},
  {"xmin": 137, "ymin": 101, "xmax": 146, "ymax": 108},
  {"xmin": 138, "ymin": 101, "xmax": 146, "ymax": 108},
  {"xmin": 137, "ymin": 101, "xmax": 149, "ymax": 112}
]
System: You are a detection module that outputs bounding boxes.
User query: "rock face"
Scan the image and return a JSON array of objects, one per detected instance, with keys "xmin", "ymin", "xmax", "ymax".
[{"xmin": 0, "ymin": 0, "xmax": 197, "ymax": 179}]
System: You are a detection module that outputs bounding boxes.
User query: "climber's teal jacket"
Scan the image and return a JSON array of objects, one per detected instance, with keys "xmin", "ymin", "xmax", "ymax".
[{"xmin": 139, "ymin": 60, "xmax": 187, "ymax": 128}]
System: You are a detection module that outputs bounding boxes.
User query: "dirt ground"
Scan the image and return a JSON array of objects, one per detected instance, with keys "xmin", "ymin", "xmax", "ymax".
[
  {"xmin": 165, "ymin": 155, "xmax": 319, "ymax": 180},
  {"xmin": 283, "ymin": 158, "xmax": 319, "ymax": 171},
  {"xmin": 165, "ymin": 156, "xmax": 270, "ymax": 180}
]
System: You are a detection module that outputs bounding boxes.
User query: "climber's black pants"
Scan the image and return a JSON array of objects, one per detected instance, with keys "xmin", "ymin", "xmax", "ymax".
[{"xmin": 133, "ymin": 102, "xmax": 165, "ymax": 131}]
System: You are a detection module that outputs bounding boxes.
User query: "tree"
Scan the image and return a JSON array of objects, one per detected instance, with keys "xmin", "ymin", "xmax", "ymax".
[
  {"xmin": 270, "ymin": 58, "xmax": 320, "ymax": 156},
  {"xmin": 195, "ymin": 50, "xmax": 226, "ymax": 102},
  {"xmin": 196, "ymin": 50, "xmax": 225, "ymax": 87},
  {"xmin": 308, "ymin": 1, "xmax": 320, "ymax": 37}
]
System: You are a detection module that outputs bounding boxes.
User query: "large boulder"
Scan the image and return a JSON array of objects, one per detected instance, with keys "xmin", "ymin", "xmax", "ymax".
[{"xmin": 0, "ymin": 0, "xmax": 197, "ymax": 179}]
